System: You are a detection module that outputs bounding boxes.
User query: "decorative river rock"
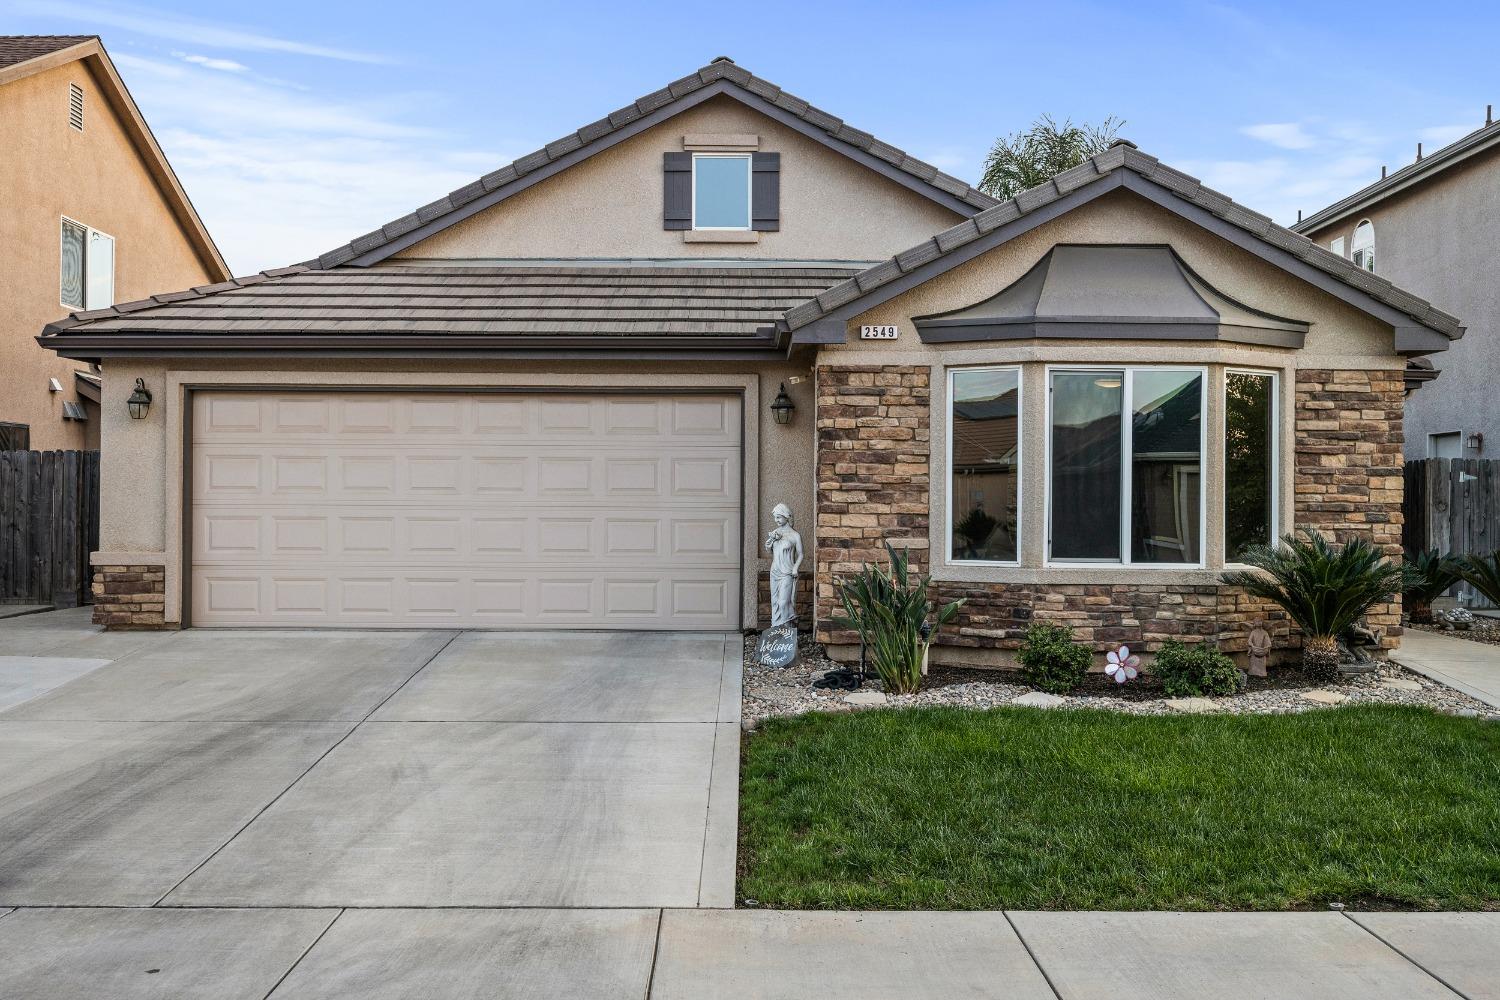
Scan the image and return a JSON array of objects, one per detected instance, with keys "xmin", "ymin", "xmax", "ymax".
[{"xmin": 757, "ymin": 624, "xmax": 799, "ymax": 668}]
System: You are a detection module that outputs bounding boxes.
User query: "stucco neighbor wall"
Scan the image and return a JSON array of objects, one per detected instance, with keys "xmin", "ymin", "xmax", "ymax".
[
  {"xmin": 395, "ymin": 94, "xmax": 964, "ymax": 263},
  {"xmin": 1303, "ymin": 150, "xmax": 1500, "ymax": 459},
  {"xmin": 0, "ymin": 60, "xmax": 216, "ymax": 450},
  {"xmin": 94, "ymin": 357, "xmax": 814, "ymax": 629},
  {"xmin": 811, "ymin": 189, "xmax": 1408, "ymax": 666}
]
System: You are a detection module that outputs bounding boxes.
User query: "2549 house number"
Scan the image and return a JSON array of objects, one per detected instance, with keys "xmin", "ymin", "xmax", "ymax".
[{"xmin": 859, "ymin": 324, "xmax": 899, "ymax": 340}]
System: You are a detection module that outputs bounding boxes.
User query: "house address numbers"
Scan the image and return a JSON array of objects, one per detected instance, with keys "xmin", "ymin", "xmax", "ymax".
[{"xmin": 859, "ymin": 325, "xmax": 899, "ymax": 340}]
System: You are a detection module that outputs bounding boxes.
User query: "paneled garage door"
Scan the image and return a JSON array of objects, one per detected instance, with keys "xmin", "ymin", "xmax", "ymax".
[{"xmin": 189, "ymin": 391, "xmax": 742, "ymax": 628}]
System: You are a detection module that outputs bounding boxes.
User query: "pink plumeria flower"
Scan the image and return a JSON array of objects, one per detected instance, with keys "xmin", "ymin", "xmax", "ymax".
[{"xmin": 1105, "ymin": 645, "xmax": 1140, "ymax": 684}]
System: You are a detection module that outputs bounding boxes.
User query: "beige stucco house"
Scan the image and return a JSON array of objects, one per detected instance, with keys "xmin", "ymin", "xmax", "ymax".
[
  {"xmin": 1, "ymin": 35, "xmax": 228, "ymax": 451},
  {"xmin": 39, "ymin": 59, "xmax": 1460, "ymax": 663}
]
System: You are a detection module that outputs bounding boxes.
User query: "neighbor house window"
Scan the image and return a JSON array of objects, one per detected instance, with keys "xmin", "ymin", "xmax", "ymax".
[
  {"xmin": 692, "ymin": 153, "xmax": 751, "ymax": 229},
  {"xmin": 1429, "ymin": 431, "xmax": 1462, "ymax": 458},
  {"xmin": 1047, "ymin": 367, "xmax": 1204, "ymax": 565},
  {"xmin": 1225, "ymin": 370, "xmax": 1278, "ymax": 561},
  {"xmin": 949, "ymin": 367, "xmax": 1021, "ymax": 563},
  {"xmin": 60, "ymin": 218, "xmax": 113, "ymax": 310},
  {"xmin": 1352, "ymin": 220, "xmax": 1375, "ymax": 271},
  {"xmin": 1329, "ymin": 236, "xmax": 1345, "ymax": 257}
]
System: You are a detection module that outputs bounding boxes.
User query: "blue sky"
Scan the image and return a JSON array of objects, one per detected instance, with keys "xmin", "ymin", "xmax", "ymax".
[{"xmin": 7, "ymin": 0, "xmax": 1495, "ymax": 272}]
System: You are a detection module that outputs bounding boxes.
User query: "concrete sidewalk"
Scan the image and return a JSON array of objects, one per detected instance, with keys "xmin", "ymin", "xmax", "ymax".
[
  {"xmin": 1393, "ymin": 628, "xmax": 1500, "ymax": 709},
  {"xmin": 2, "ymin": 906, "xmax": 1496, "ymax": 999}
]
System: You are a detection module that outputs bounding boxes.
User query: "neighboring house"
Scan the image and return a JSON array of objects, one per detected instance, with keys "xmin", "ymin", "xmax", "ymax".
[
  {"xmin": 39, "ymin": 58, "xmax": 1459, "ymax": 665},
  {"xmin": 0, "ymin": 35, "xmax": 228, "ymax": 451},
  {"xmin": 1294, "ymin": 115, "xmax": 1498, "ymax": 460}
]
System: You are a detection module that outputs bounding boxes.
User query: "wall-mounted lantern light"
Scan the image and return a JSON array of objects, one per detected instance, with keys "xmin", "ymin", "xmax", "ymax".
[
  {"xmin": 1467, "ymin": 431, "xmax": 1485, "ymax": 452},
  {"xmin": 126, "ymin": 378, "xmax": 152, "ymax": 420},
  {"xmin": 771, "ymin": 383, "xmax": 795, "ymax": 425}
]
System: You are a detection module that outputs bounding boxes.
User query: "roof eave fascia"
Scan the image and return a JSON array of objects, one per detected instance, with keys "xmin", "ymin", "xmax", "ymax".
[
  {"xmin": 344, "ymin": 79, "xmax": 986, "ymax": 269},
  {"xmin": 1293, "ymin": 128, "xmax": 1500, "ymax": 235}
]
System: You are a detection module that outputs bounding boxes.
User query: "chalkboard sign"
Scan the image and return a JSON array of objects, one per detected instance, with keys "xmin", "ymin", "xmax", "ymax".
[{"xmin": 757, "ymin": 624, "xmax": 798, "ymax": 668}]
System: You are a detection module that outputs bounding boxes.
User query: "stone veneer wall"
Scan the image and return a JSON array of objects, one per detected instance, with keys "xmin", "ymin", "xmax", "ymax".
[
  {"xmin": 1292, "ymin": 368, "xmax": 1405, "ymax": 648},
  {"xmin": 92, "ymin": 565, "xmax": 167, "ymax": 629},
  {"xmin": 814, "ymin": 363, "xmax": 1404, "ymax": 657},
  {"xmin": 814, "ymin": 364, "xmax": 931, "ymax": 645}
]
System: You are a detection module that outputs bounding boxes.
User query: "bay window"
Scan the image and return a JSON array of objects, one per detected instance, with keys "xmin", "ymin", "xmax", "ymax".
[
  {"xmin": 1224, "ymin": 370, "xmax": 1278, "ymax": 560},
  {"xmin": 949, "ymin": 367, "xmax": 1020, "ymax": 563},
  {"xmin": 1047, "ymin": 367, "xmax": 1205, "ymax": 566}
]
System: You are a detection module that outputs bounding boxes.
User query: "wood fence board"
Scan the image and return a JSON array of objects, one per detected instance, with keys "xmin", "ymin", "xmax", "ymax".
[{"xmin": 0, "ymin": 450, "xmax": 100, "ymax": 607}]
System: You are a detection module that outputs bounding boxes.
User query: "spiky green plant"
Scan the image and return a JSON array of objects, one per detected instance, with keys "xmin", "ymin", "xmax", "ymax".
[
  {"xmin": 1403, "ymin": 549, "xmax": 1459, "ymax": 624},
  {"xmin": 1222, "ymin": 530, "xmax": 1403, "ymax": 682},
  {"xmin": 1454, "ymin": 551, "xmax": 1500, "ymax": 609},
  {"xmin": 833, "ymin": 543, "xmax": 964, "ymax": 695}
]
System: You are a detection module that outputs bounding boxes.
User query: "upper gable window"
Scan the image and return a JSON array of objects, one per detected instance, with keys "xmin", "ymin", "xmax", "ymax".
[
  {"xmin": 1352, "ymin": 220, "xmax": 1375, "ymax": 272},
  {"xmin": 692, "ymin": 154, "xmax": 752, "ymax": 230}
]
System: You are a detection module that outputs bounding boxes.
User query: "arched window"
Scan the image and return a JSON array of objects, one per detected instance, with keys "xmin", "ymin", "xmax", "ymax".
[{"xmin": 1351, "ymin": 220, "xmax": 1375, "ymax": 272}]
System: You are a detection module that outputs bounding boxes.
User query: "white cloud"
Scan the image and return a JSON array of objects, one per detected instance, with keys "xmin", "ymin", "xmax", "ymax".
[
  {"xmin": 1178, "ymin": 153, "xmax": 1382, "ymax": 226},
  {"xmin": 107, "ymin": 54, "xmax": 515, "ymax": 273},
  {"xmin": 174, "ymin": 52, "xmax": 248, "ymax": 73},
  {"xmin": 1240, "ymin": 122, "xmax": 1318, "ymax": 150},
  {"xmin": 1418, "ymin": 123, "xmax": 1474, "ymax": 147},
  {"xmin": 13, "ymin": 0, "xmax": 388, "ymax": 63}
]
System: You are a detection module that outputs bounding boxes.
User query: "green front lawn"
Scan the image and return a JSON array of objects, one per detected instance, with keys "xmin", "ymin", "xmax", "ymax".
[{"xmin": 739, "ymin": 705, "xmax": 1500, "ymax": 911}]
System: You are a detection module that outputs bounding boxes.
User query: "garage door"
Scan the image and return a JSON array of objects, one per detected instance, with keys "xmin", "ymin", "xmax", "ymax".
[{"xmin": 189, "ymin": 391, "xmax": 742, "ymax": 628}]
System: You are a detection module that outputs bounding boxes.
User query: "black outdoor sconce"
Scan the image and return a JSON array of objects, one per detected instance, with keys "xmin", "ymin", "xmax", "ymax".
[
  {"xmin": 126, "ymin": 378, "xmax": 153, "ymax": 420},
  {"xmin": 771, "ymin": 383, "xmax": 795, "ymax": 425}
]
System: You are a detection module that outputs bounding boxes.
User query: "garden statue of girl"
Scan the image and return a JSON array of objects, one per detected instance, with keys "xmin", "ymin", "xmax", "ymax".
[{"xmin": 765, "ymin": 503, "xmax": 804, "ymax": 628}]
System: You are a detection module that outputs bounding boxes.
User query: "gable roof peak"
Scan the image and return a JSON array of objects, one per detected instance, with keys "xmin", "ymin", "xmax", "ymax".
[
  {"xmin": 313, "ymin": 58, "xmax": 998, "ymax": 270},
  {"xmin": 781, "ymin": 142, "xmax": 1462, "ymax": 350}
]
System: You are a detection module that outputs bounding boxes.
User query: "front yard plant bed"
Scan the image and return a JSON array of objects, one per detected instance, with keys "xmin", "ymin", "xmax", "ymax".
[
  {"xmin": 742, "ymin": 635, "xmax": 1498, "ymax": 722},
  {"xmin": 738, "ymin": 705, "xmax": 1500, "ymax": 911}
]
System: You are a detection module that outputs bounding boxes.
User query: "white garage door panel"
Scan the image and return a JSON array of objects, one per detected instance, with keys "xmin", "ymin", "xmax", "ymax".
[{"xmin": 190, "ymin": 392, "xmax": 742, "ymax": 629}]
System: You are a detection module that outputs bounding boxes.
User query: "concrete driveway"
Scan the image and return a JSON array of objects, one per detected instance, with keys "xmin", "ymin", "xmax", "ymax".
[{"xmin": 0, "ymin": 610, "xmax": 741, "ymax": 912}]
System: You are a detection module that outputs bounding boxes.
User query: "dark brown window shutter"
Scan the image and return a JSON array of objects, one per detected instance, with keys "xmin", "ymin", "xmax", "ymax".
[
  {"xmin": 752, "ymin": 152, "xmax": 780, "ymax": 231},
  {"xmin": 663, "ymin": 152, "xmax": 692, "ymax": 230}
]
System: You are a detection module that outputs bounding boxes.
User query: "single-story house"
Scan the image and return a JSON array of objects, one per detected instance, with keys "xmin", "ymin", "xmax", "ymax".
[{"xmin": 38, "ymin": 58, "xmax": 1462, "ymax": 664}]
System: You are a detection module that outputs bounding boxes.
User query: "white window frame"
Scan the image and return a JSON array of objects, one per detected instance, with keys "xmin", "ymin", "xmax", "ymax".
[
  {"xmin": 1223, "ymin": 368, "xmax": 1280, "ymax": 566},
  {"xmin": 60, "ymin": 215, "xmax": 115, "ymax": 310},
  {"xmin": 1329, "ymin": 236, "xmax": 1345, "ymax": 257},
  {"xmin": 1043, "ymin": 364, "xmax": 1208, "ymax": 569},
  {"xmin": 1351, "ymin": 219, "xmax": 1375, "ymax": 272},
  {"xmin": 946, "ymin": 365, "xmax": 1023, "ymax": 567},
  {"xmin": 690, "ymin": 152, "xmax": 753, "ymax": 231}
]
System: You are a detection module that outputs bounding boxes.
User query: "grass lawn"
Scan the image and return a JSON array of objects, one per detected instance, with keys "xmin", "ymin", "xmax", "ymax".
[{"xmin": 739, "ymin": 705, "xmax": 1500, "ymax": 911}]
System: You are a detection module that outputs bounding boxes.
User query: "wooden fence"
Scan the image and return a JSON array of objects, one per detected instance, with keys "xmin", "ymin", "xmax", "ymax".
[
  {"xmin": 0, "ymin": 450, "xmax": 100, "ymax": 608},
  {"xmin": 1404, "ymin": 458, "xmax": 1500, "ymax": 607}
]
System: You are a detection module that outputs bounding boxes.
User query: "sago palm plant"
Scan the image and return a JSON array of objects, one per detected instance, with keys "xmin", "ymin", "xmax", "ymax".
[
  {"xmin": 1402, "ymin": 549, "xmax": 1459, "ymax": 624},
  {"xmin": 1222, "ymin": 530, "xmax": 1403, "ymax": 682},
  {"xmin": 833, "ymin": 543, "xmax": 964, "ymax": 695},
  {"xmin": 1454, "ymin": 550, "xmax": 1500, "ymax": 609}
]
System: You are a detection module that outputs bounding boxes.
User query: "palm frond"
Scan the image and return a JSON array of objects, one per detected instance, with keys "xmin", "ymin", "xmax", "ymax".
[{"xmin": 1221, "ymin": 529, "xmax": 1402, "ymax": 640}]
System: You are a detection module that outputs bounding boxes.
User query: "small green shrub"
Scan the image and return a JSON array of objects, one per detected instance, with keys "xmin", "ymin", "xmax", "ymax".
[
  {"xmin": 1018, "ymin": 623, "xmax": 1092, "ymax": 693},
  {"xmin": 1153, "ymin": 640, "xmax": 1246, "ymax": 697},
  {"xmin": 1403, "ymin": 549, "xmax": 1459, "ymax": 624}
]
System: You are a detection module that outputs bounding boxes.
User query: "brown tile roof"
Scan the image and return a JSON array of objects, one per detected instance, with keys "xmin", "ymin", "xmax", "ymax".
[
  {"xmin": 782, "ymin": 142, "xmax": 1464, "ymax": 344},
  {"xmin": 0, "ymin": 35, "xmax": 94, "ymax": 70},
  {"xmin": 38, "ymin": 262, "xmax": 862, "ymax": 354},
  {"xmin": 313, "ymin": 57, "xmax": 998, "ymax": 270}
]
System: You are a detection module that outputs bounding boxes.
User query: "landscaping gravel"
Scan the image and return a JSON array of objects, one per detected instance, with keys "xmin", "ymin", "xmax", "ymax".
[{"xmin": 742, "ymin": 633, "xmax": 1499, "ymax": 724}]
